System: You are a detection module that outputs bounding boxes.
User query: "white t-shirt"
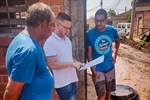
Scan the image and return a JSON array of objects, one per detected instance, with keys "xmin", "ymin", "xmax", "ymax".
[{"xmin": 43, "ymin": 32, "xmax": 78, "ymax": 88}]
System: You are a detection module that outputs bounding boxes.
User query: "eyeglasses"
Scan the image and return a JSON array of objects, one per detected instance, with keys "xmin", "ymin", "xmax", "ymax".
[
  {"xmin": 46, "ymin": 21, "xmax": 55, "ymax": 29},
  {"xmin": 50, "ymin": 23, "xmax": 55, "ymax": 29},
  {"xmin": 57, "ymin": 21, "xmax": 71, "ymax": 30},
  {"xmin": 95, "ymin": 19, "xmax": 105, "ymax": 23}
]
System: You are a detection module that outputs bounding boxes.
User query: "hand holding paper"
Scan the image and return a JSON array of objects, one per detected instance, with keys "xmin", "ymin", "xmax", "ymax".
[{"xmin": 79, "ymin": 55, "xmax": 104, "ymax": 70}]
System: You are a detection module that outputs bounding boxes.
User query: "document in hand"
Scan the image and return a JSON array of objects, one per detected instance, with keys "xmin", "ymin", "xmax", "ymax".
[{"xmin": 79, "ymin": 55, "xmax": 104, "ymax": 70}]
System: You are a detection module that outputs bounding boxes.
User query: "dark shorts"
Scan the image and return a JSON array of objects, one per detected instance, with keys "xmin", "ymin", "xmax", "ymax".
[
  {"xmin": 56, "ymin": 82, "xmax": 77, "ymax": 100},
  {"xmin": 94, "ymin": 67, "xmax": 116, "ymax": 96}
]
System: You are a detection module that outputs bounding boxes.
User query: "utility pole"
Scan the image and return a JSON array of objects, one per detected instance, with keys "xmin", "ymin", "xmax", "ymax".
[
  {"xmin": 100, "ymin": 0, "xmax": 103, "ymax": 8},
  {"xmin": 129, "ymin": 0, "xmax": 136, "ymax": 40}
]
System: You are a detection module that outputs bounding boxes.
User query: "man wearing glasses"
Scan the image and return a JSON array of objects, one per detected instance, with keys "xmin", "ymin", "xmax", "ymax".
[
  {"xmin": 43, "ymin": 12, "xmax": 84, "ymax": 100},
  {"xmin": 87, "ymin": 9, "xmax": 120, "ymax": 100}
]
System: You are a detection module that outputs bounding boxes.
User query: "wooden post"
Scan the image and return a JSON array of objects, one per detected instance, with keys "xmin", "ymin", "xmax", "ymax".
[
  {"xmin": 64, "ymin": 0, "xmax": 86, "ymax": 99},
  {"xmin": 129, "ymin": 0, "xmax": 136, "ymax": 40}
]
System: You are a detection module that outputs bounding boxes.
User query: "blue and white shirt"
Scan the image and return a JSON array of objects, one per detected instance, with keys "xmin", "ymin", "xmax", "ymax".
[{"xmin": 87, "ymin": 25, "xmax": 119, "ymax": 71}]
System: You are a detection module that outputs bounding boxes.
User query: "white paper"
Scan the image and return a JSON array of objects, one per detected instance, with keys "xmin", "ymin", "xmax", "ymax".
[{"xmin": 79, "ymin": 55, "xmax": 104, "ymax": 70}]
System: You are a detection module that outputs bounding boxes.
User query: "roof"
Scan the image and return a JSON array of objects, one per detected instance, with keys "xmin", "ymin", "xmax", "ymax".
[
  {"xmin": 136, "ymin": 6, "xmax": 150, "ymax": 12},
  {"xmin": 136, "ymin": 2, "xmax": 150, "ymax": 12}
]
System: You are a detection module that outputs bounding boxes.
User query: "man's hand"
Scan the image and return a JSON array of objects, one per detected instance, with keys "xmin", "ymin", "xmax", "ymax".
[
  {"xmin": 71, "ymin": 62, "xmax": 85, "ymax": 70},
  {"xmin": 92, "ymin": 71, "xmax": 100, "ymax": 85}
]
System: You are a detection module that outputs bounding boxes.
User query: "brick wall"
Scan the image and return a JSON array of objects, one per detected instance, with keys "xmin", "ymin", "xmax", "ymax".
[
  {"xmin": 0, "ymin": 37, "xmax": 12, "ymax": 99},
  {"xmin": 0, "ymin": 0, "xmax": 64, "ymax": 99},
  {"xmin": 39, "ymin": 0, "xmax": 64, "ymax": 15}
]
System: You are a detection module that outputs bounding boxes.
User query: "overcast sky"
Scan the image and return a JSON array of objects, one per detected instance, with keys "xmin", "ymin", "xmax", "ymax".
[{"xmin": 87, "ymin": 0, "xmax": 133, "ymax": 19}]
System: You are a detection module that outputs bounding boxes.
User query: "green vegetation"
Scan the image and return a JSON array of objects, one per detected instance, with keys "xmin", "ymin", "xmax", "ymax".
[
  {"xmin": 107, "ymin": 9, "xmax": 116, "ymax": 17},
  {"xmin": 125, "ymin": 10, "xmax": 132, "ymax": 22},
  {"xmin": 136, "ymin": 0, "xmax": 150, "ymax": 2},
  {"xmin": 138, "ymin": 40, "xmax": 145, "ymax": 45},
  {"xmin": 126, "ymin": 36, "xmax": 145, "ymax": 45}
]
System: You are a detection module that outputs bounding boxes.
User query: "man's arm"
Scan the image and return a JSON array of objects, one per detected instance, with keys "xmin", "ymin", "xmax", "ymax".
[
  {"xmin": 112, "ymin": 38, "xmax": 120, "ymax": 64},
  {"xmin": 87, "ymin": 46, "xmax": 96, "ymax": 73},
  {"xmin": 46, "ymin": 56, "xmax": 84, "ymax": 70},
  {"xmin": 87, "ymin": 46, "xmax": 100, "ymax": 84},
  {"xmin": 3, "ymin": 77, "xmax": 24, "ymax": 100}
]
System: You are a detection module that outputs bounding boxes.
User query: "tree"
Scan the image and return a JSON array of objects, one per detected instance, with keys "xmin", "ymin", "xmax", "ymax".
[
  {"xmin": 125, "ymin": 10, "xmax": 132, "ymax": 22},
  {"xmin": 107, "ymin": 9, "xmax": 116, "ymax": 17}
]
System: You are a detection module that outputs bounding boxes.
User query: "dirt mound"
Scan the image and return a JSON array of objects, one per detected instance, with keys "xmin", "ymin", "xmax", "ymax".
[{"xmin": 120, "ymin": 38, "xmax": 150, "ymax": 54}]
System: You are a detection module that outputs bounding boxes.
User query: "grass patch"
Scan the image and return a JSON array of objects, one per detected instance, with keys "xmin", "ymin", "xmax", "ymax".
[{"xmin": 138, "ymin": 40, "xmax": 145, "ymax": 45}]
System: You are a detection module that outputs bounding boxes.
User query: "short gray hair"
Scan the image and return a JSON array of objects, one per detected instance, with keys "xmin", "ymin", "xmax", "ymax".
[{"xmin": 26, "ymin": 2, "xmax": 54, "ymax": 27}]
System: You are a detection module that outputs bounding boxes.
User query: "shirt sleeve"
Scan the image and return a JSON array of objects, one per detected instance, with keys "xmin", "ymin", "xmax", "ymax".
[
  {"xmin": 10, "ymin": 48, "xmax": 37, "ymax": 83},
  {"xmin": 43, "ymin": 39, "xmax": 57, "ymax": 57}
]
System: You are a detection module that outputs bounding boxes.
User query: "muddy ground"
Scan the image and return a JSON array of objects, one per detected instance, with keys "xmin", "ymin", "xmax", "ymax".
[
  {"xmin": 87, "ymin": 39, "xmax": 150, "ymax": 100},
  {"xmin": 52, "ymin": 39, "xmax": 150, "ymax": 100}
]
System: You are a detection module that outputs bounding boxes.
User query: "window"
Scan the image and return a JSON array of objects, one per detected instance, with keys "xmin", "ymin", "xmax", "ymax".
[
  {"xmin": 118, "ymin": 24, "xmax": 121, "ymax": 28},
  {"xmin": 127, "ymin": 24, "xmax": 130, "ymax": 28},
  {"xmin": 122, "ymin": 24, "xmax": 126, "ymax": 28}
]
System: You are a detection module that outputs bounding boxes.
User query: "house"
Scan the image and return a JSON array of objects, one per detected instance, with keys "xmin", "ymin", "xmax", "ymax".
[
  {"xmin": 87, "ymin": 17, "xmax": 95, "ymax": 30},
  {"xmin": 135, "ymin": 2, "xmax": 150, "ymax": 37},
  {"xmin": 87, "ymin": 12, "xmax": 129, "ymax": 30},
  {"xmin": 108, "ymin": 13, "xmax": 129, "ymax": 28}
]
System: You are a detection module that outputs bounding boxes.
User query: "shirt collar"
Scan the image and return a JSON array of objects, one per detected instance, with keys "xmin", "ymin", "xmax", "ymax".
[{"xmin": 52, "ymin": 32, "xmax": 67, "ymax": 40}]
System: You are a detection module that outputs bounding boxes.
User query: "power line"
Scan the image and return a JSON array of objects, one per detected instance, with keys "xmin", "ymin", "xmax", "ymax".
[
  {"xmin": 87, "ymin": 0, "xmax": 130, "ymax": 13},
  {"xmin": 87, "ymin": 5, "xmax": 100, "ymax": 12},
  {"xmin": 113, "ymin": 0, "xmax": 121, "ymax": 10},
  {"xmin": 87, "ymin": 7, "xmax": 127, "ymax": 12}
]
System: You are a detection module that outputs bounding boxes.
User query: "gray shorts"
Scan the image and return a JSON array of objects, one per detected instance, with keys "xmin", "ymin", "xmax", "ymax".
[{"xmin": 94, "ymin": 67, "xmax": 116, "ymax": 96}]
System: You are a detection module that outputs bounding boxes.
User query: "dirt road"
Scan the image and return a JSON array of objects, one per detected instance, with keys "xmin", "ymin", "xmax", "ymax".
[{"xmin": 87, "ymin": 43, "xmax": 150, "ymax": 100}]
